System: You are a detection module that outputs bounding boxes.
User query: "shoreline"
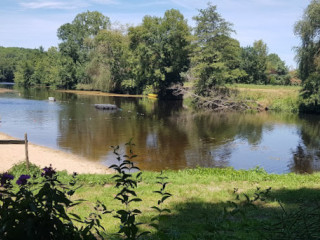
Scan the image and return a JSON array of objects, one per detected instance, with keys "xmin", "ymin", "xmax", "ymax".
[
  {"xmin": 0, "ymin": 132, "xmax": 113, "ymax": 174},
  {"xmin": 58, "ymin": 89, "xmax": 144, "ymax": 98},
  {"xmin": 0, "ymin": 88, "xmax": 14, "ymax": 93}
]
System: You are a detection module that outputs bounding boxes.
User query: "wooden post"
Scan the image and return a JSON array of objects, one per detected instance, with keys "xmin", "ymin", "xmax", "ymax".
[{"xmin": 25, "ymin": 133, "xmax": 30, "ymax": 170}]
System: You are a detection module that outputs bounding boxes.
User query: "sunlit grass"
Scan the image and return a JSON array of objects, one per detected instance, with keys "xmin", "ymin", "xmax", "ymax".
[
  {"xmin": 231, "ymin": 83, "xmax": 301, "ymax": 91},
  {"xmin": 62, "ymin": 167, "xmax": 320, "ymax": 239},
  {"xmin": 229, "ymin": 84, "xmax": 301, "ymax": 112},
  {"xmin": 9, "ymin": 159, "xmax": 320, "ymax": 239}
]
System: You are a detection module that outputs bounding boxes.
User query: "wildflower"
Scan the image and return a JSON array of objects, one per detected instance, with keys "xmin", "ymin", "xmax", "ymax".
[
  {"xmin": 0, "ymin": 172, "xmax": 14, "ymax": 186},
  {"xmin": 41, "ymin": 165, "xmax": 56, "ymax": 178},
  {"xmin": 16, "ymin": 175, "xmax": 30, "ymax": 186}
]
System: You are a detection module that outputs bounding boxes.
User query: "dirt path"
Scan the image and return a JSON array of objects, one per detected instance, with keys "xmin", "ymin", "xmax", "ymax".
[{"xmin": 0, "ymin": 132, "xmax": 112, "ymax": 174}]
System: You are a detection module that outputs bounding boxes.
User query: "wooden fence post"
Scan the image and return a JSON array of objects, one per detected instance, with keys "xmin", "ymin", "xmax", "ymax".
[{"xmin": 25, "ymin": 133, "xmax": 30, "ymax": 170}]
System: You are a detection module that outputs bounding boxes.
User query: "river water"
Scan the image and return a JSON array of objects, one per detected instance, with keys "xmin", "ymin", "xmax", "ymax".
[{"xmin": 0, "ymin": 87, "xmax": 320, "ymax": 174}]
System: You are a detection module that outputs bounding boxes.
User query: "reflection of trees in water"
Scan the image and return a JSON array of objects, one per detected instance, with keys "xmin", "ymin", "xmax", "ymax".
[
  {"xmin": 298, "ymin": 115, "xmax": 320, "ymax": 148},
  {"xmin": 57, "ymin": 96, "xmax": 190, "ymax": 170},
  {"xmin": 168, "ymin": 112, "xmax": 294, "ymax": 169},
  {"xmin": 56, "ymin": 93, "xmax": 307, "ymax": 171},
  {"xmin": 291, "ymin": 115, "xmax": 320, "ymax": 173},
  {"xmin": 291, "ymin": 144, "xmax": 314, "ymax": 173}
]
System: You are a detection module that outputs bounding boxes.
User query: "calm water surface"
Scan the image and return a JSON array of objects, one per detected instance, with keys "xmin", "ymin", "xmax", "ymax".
[{"xmin": 0, "ymin": 87, "xmax": 320, "ymax": 174}]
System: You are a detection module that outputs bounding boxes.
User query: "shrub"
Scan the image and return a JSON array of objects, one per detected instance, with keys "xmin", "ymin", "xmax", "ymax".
[{"xmin": 0, "ymin": 165, "xmax": 107, "ymax": 240}]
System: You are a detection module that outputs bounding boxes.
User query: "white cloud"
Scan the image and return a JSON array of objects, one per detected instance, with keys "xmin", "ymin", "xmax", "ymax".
[
  {"xmin": 91, "ymin": 0, "xmax": 119, "ymax": 4},
  {"xmin": 169, "ymin": 0, "xmax": 207, "ymax": 10},
  {"xmin": 20, "ymin": 0, "xmax": 89, "ymax": 10}
]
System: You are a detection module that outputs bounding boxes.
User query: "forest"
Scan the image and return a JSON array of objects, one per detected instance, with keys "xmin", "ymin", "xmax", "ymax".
[
  {"xmin": 0, "ymin": 5, "xmax": 292, "ymax": 92},
  {"xmin": 0, "ymin": 1, "xmax": 319, "ymax": 112}
]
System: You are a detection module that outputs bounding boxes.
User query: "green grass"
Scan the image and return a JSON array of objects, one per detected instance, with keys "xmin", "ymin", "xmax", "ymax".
[
  {"xmin": 229, "ymin": 84, "xmax": 301, "ymax": 112},
  {"xmin": 230, "ymin": 83, "xmax": 301, "ymax": 91},
  {"xmin": 184, "ymin": 83, "xmax": 302, "ymax": 113},
  {"xmin": 8, "ymin": 162, "xmax": 320, "ymax": 239}
]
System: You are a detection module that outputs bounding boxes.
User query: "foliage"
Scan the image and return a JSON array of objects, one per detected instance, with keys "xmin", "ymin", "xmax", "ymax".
[
  {"xmin": 299, "ymin": 72, "xmax": 320, "ymax": 113},
  {"xmin": 57, "ymin": 11, "xmax": 111, "ymax": 86},
  {"xmin": 294, "ymin": 0, "xmax": 320, "ymax": 82},
  {"xmin": 192, "ymin": 3, "xmax": 246, "ymax": 94},
  {"xmin": 266, "ymin": 53, "xmax": 290, "ymax": 85},
  {"xmin": 3, "ymin": 7, "xmax": 298, "ymax": 101},
  {"xmin": 240, "ymin": 40, "xmax": 268, "ymax": 84},
  {"xmin": 150, "ymin": 171, "xmax": 172, "ymax": 230},
  {"xmin": 129, "ymin": 9, "xmax": 191, "ymax": 97},
  {"xmin": 0, "ymin": 165, "xmax": 108, "ymax": 240},
  {"xmin": 295, "ymin": 0, "xmax": 320, "ymax": 112},
  {"xmin": 239, "ymin": 41, "xmax": 291, "ymax": 86},
  {"xmin": 0, "ymin": 47, "xmax": 39, "ymax": 83},
  {"xmin": 109, "ymin": 140, "xmax": 150, "ymax": 239},
  {"xmin": 6, "ymin": 157, "xmax": 320, "ymax": 239},
  {"xmin": 86, "ymin": 29, "xmax": 131, "ymax": 93}
]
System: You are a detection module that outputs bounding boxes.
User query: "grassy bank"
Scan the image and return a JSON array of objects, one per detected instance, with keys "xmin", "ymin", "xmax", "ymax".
[
  {"xmin": 9, "ymin": 163, "xmax": 320, "ymax": 239},
  {"xmin": 63, "ymin": 83, "xmax": 302, "ymax": 113},
  {"xmin": 232, "ymin": 84, "xmax": 301, "ymax": 112},
  {"xmin": 183, "ymin": 83, "xmax": 301, "ymax": 113}
]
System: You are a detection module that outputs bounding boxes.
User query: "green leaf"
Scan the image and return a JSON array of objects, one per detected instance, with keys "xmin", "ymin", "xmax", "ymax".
[
  {"xmin": 151, "ymin": 206, "xmax": 161, "ymax": 212},
  {"xmin": 129, "ymin": 198, "xmax": 142, "ymax": 203}
]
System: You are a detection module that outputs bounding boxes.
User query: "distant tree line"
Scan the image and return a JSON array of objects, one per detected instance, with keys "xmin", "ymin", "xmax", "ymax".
[{"xmin": 0, "ymin": 4, "xmax": 293, "ymax": 98}]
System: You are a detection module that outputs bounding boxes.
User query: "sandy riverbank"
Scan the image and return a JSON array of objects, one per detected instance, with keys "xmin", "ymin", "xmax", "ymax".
[
  {"xmin": 0, "ymin": 88, "xmax": 14, "ymax": 93},
  {"xmin": 0, "ymin": 132, "xmax": 113, "ymax": 174},
  {"xmin": 59, "ymin": 89, "xmax": 144, "ymax": 98}
]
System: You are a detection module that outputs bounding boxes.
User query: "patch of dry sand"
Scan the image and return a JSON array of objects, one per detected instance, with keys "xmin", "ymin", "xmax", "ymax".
[
  {"xmin": 0, "ymin": 88, "xmax": 14, "ymax": 93},
  {"xmin": 0, "ymin": 132, "xmax": 112, "ymax": 174},
  {"xmin": 58, "ymin": 89, "xmax": 144, "ymax": 98}
]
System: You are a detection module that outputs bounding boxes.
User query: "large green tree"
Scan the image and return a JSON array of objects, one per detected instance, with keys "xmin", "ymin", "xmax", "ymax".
[
  {"xmin": 266, "ymin": 53, "xmax": 290, "ymax": 85},
  {"xmin": 240, "ymin": 40, "xmax": 268, "ymax": 84},
  {"xmin": 57, "ymin": 11, "xmax": 110, "ymax": 86},
  {"xmin": 129, "ymin": 9, "xmax": 191, "ymax": 96},
  {"xmin": 86, "ymin": 29, "xmax": 131, "ymax": 92},
  {"xmin": 14, "ymin": 49, "xmax": 44, "ymax": 87},
  {"xmin": 295, "ymin": 0, "xmax": 320, "ymax": 112},
  {"xmin": 192, "ymin": 3, "xmax": 245, "ymax": 94}
]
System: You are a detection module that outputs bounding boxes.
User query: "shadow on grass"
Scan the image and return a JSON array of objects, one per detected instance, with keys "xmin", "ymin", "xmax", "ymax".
[{"xmin": 144, "ymin": 187, "xmax": 320, "ymax": 240}]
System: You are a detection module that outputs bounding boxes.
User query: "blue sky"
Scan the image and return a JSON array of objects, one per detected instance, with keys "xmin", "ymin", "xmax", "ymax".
[{"xmin": 0, "ymin": 0, "xmax": 310, "ymax": 68}]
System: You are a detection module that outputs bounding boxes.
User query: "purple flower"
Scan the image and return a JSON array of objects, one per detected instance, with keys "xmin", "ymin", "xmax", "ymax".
[
  {"xmin": 0, "ymin": 172, "xmax": 14, "ymax": 186},
  {"xmin": 16, "ymin": 175, "xmax": 30, "ymax": 186},
  {"xmin": 41, "ymin": 165, "xmax": 56, "ymax": 178}
]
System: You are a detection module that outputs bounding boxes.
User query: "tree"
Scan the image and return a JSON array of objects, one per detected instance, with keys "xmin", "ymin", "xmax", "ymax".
[
  {"xmin": 295, "ymin": 0, "xmax": 320, "ymax": 112},
  {"xmin": 128, "ymin": 9, "xmax": 191, "ymax": 96},
  {"xmin": 0, "ymin": 47, "xmax": 38, "ymax": 83},
  {"xmin": 192, "ymin": 3, "xmax": 246, "ymax": 94},
  {"xmin": 14, "ymin": 49, "xmax": 44, "ymax": 87},
  {"xmin": 266, "ymin": 53, "xmax": 290, "ymax": 85},
  {"xmin": 57, "ymin": 11, "xmax": 110, "ymax": 86},
  {"xmin": 86, "ymin": 29, "xmax": 131, "ymax": 92},
  {"xmin": 240, "ymin": 40, "xmax": 268, "ymax": 84}
]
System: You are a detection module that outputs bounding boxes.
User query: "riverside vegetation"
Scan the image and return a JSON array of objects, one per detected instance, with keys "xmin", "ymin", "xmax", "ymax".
[
  {"xmin": 2, "ymin": 1, "xmax": 320, "ymax": 112},
  {"xmin": 1, "ymin": 2, "xmax": 306, "ymax": 113},
  {"xmin": 2, "ymin": 140, "xmax": 320, "ymax": 239}
]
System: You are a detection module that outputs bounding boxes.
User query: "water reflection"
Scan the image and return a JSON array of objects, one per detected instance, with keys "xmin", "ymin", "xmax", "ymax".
[
  {"xmin": 289, "ymin": 115, "xmax": 320, "ymax": 173},
  {"xmin": 1, "ymin": 87, "xmax": 320, "ymax": 173}
]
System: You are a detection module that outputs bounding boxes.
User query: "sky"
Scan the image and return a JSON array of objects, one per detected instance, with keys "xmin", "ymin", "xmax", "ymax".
[{"xmin": 0, "ymin": 0, "xmax": 310, "ymax": 68}]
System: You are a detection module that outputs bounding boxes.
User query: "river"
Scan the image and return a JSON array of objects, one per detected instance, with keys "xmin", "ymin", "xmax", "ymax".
[{"xmin": 0, "ymin": 86, "xmax": 319, "ymax": 174}]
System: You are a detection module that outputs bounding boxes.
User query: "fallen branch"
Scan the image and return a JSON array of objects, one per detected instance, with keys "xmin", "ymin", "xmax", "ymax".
[{"xmin": 169, "ymin": 84, "xmax": 263, "ymax": 112}]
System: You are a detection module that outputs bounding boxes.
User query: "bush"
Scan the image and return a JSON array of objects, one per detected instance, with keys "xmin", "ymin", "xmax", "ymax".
[{"xmin": 0, "ymin": 165, "xmax": 107, "ymax": 240}]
